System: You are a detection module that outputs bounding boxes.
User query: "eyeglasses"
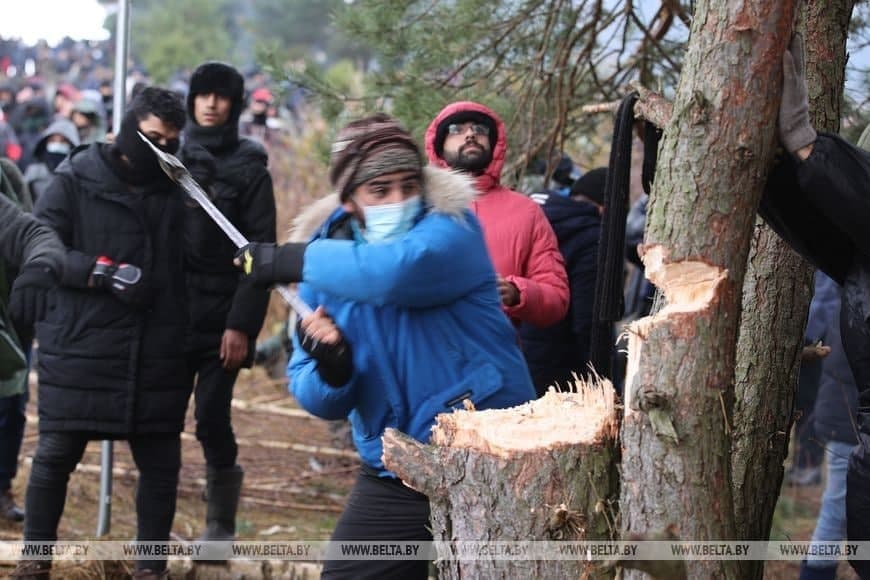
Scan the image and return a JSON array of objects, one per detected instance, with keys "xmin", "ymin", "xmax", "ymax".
[{"xmin": 447, "ymin": 123, "xmax": 490, "ymax": 137}]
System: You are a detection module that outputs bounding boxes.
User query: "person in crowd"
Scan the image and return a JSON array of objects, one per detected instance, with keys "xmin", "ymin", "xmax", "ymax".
[
  {"xmin": 0, "ymin": 161, "xmax": 64, "ymax": 527},
  {"xmin": 11, "ymin": 87, "xmax": 191, "ymax": 580},
  {"xmin": 800, "ymin": 272, "xmax": 858, "ymax": 580},
  {"xmin": 0, "ymin": 112, "xmax": 22, "ymax": 164},
  {"xmin": 9, "ymin": 96, "xmax": 51, "ymax": 171},
  {"xmin": 179, "ymin": 61, "xmax": 276, "ymax": 546},
  {"xmin": 0, "ymin": 83, "xmax": 17, "ymax": 117},
  {"xmin": 22, "ymin": 118, "xmax": 79, "ymax": 202},
  {"xmin": 525, "ymin": 152, "xmax": 582, "ymax": 197},
  {"xmin": 70, "ymin": 92, "xmax": 107, "ymax": 144},
  {"xmin": 235, "ymin": 113, "xmax": 535, "ymax": 579},
  {"xmin": 424, "ymin": 101, "xmax": 569, "ymax": 328},
  {"xmin": 240, "ymin": 87, "xmax": 278, "ymax": 145},
  {"xmin": 51, "ymin": 84, "xmax": 78, "ymax": 120},
  {"xmin": 760, "ymin": 35, "xmax": 870, "ymax": 578},
  {"xmin": 98, "ymin": 79, "xmax": 114, "ymax": 134},
  {"xmin": 788, "ymin": 271, "xmax": 833, "ymax": 488},
  {"xmin": 520, "ymin": 168, "xmax": 606, "ymax": 395}
]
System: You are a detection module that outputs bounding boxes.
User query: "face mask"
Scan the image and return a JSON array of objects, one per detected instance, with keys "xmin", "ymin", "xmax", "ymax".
[
  {"xmin": 45, "ymin": 141, "xmax": 71, "ymax": 155},
  {"xmin": 356, "ymin": 195, "xmax": 422, "ymax": 244}
]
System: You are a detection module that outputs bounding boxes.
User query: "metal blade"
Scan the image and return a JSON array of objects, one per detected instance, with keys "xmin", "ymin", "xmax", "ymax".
[{"xmin": 138, "ymin": 132, "xmax": 313, "ymax": 318}]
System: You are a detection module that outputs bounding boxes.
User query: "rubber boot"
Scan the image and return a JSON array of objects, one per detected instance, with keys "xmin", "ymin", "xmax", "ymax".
[{"xmin": 200, "ymin": 465, "xmax": 244, "ymax": 542}]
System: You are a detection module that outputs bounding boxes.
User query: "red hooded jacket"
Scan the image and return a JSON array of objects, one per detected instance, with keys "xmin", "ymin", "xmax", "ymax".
[{"xmin": 425, "ymin": 101, "xmax": 569, "ymax": 327}]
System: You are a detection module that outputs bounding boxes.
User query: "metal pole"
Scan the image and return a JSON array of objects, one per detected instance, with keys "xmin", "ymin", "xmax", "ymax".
[{"xmin": 97, "ymin": 0, "xmax": 130, "ymax": 538}]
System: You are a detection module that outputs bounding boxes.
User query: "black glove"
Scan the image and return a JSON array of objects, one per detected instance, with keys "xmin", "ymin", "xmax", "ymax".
[
  {"xmin": 91, "ymin": 256, "xmax": 151, "ymax": 307},
  {"xmin": 235, "ymin": 242, "xmax": 306, "ymax": 285},
  {"xmin": 9, "ymin": 263, "xmax": 57, "ymax": 341},
  {"xmin": 297, "ymin": 319, "xmax": 353, "ymax": 387},
  {"xmin": 778, "ymin": 34, "xmax": 817, "ymax": 154},
  {"xmin": 181, "ymin": 143, "xmax": 216, "ymax": 191}
]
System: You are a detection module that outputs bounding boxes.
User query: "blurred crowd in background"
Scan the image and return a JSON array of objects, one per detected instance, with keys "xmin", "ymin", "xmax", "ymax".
[{"xmin": 0, "ymin": 35, "xmax": 308, "ymax": 178}]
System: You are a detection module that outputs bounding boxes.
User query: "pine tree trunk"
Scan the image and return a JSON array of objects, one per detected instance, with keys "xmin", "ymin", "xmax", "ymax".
[
  {"xmin": 618, "ymin": 1, "xmax": 796, "ymax": 578},
  {"xmin": 730, "ymin": 2, "xmax": 854, "ymax": 578},
  {"xmin": 382, "ymin": 385, "xmax": 619, "ymax": 580},
  {"xmin": 731, "ymin": 227, "xmax": 813, "ymax": 544}
]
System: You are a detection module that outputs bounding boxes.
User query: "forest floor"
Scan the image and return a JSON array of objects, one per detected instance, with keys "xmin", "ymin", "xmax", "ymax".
[{"xmin": 0, "ymin": 362, "xmax": 855, "ymax": 579}]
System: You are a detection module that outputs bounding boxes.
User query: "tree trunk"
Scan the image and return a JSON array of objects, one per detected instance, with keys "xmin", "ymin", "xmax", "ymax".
[
  {"xmin": 730, "ymin": 3, "xmax": 854, "ymax": 578},
  {"xmin": 619, "ymin": 1, "xmax": 796, "ymax": 578},
  {"xmin": 382, "ymin": 384, "xmax": 619, "ymax": 580},
  {"xmin": 731, "ymin": 226, "xmax": 813, "ymax": 546}
]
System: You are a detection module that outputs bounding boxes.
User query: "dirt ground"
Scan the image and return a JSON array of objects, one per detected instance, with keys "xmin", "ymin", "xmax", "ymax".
[
  {"xmin": 0, "ymin": 361, "xmax": 358, "ymax": 579},
  {"xmin": 0, "ymin": 363, "xmax": 858, "ymax": 579}
]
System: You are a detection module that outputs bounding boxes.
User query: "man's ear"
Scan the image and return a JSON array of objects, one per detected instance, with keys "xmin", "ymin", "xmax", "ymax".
[{"xmin": 341, "ymin": 199, "xmax": 356, "ymax": 213}]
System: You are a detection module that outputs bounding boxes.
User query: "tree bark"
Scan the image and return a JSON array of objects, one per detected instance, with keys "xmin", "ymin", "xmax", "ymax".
[
  {"xmin": 731, "ymin": 226, "xmax": 813, "ymax": 546},
  {"xmin": 382, "ymin": 385, "xmax": 619, "ymax": 580},
  {"xmin": 619, "ymin": 1, "xmax": 796, "ymax": 578},
  {"xmin": 731, "ymin": 3, "xmax": 854, "ymax": 579}
]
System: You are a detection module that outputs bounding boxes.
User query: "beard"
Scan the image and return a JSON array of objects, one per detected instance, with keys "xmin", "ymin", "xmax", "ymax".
[{"xmin": 444, "ymin": 142, "xmax": 493, "ymax": 174}]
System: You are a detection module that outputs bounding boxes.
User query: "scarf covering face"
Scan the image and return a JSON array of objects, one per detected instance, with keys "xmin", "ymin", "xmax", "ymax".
[{"xmin": 113, "ymin": 109, "xmax": 179, "ymax": 182}]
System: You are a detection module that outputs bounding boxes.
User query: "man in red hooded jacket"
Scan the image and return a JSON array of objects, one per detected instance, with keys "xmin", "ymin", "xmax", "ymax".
[{"xmin": 425, "ymin": 101, "xmax": 569, "ymax": 328}]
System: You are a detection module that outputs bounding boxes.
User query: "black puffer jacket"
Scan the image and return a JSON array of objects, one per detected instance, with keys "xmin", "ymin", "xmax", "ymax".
[
  {"xmin": 181, "ymin": 125, "xmax": 276, "ymax": 356},
  {"xmin": 760, "ymin": 133, "xmax": 870, "ymax": 578},
  {"xmin": 0, "ymin": 183, "xmax": 63, "ymax": 274},
  {"xmin": 761, "ymin": 134, "xmax": 870, "ymax": 407},
  {"xmin": 33, "ymin": 143, "xmax": 193, "ymax": 435},
  {"xmin": 519, "ymin": 193, "xmax": 600, "ymax": 394}
]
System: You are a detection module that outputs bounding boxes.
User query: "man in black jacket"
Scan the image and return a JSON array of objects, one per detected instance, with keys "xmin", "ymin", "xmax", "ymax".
[
  {"xmin": 761, "ymin": 37, "xmax": 870, "ymax": 580},
  {"xmin": 12, "ymin": 87, "xmax": 190, "ymax": 580},
  {"xmin": 0, "ymin": 181, "xmax": 64, "ymax": 525},
  {"xmin": 520, "ymin": 168, "xmax": 604, "ymax": 396},
  {"xmin": 180, "ymin": 62, "xmax": 276, "ymax": 544}
]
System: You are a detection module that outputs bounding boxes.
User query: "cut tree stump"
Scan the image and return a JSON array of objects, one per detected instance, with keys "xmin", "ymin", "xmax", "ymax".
[{"xmin": 382, "ymin": 380, "xmax": 619, "ymax": 580}]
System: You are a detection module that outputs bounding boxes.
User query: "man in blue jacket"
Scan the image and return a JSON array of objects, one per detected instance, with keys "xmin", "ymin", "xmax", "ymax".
[{"xmin": 237, "ymin": 113, "xmax": 535, "ymax": 579}]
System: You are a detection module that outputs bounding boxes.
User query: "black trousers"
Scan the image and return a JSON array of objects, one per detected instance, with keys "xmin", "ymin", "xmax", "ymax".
[
  {"xmin": 190, "ymin": 350, "xmax": 240, "ymax": 469},
  {"xmin": 322, "ymin": 466, "xmax": 432, "ymax": 580},
  {"xmin": 0, "ymin": 389, "xmax": 26, "ymax": 491},
  {"xmin": 24, "ymin": 431, "xmax": 181, "ymax": 572}
]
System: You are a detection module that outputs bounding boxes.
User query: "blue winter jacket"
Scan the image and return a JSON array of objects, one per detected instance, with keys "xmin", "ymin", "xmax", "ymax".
[{"xmin": 287, "ymin": 167, "xmax": 535, "ymax": 476}]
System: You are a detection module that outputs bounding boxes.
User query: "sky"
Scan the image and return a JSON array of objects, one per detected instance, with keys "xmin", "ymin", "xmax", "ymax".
[
  {"xmin": 0, "ymin": 0, "xmax": 865, "ymax": 107},
  {"xmin": 0, "ymin": 0, "xmax": 110, "ymax": 46}
]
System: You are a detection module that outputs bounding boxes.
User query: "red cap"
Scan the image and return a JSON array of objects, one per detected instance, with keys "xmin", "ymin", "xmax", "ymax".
[{"xmin": 251, "ymin": 87, "xmax": 272, "ymax": 103}]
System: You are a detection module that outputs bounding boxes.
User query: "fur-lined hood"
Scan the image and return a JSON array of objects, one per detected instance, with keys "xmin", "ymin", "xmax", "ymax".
[{"xmin": 287, "ymin": 165, "xmax": 475, "ymax": 242}]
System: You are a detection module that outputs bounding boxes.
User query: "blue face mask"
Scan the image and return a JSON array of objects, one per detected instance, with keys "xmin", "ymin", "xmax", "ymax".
[{"xmin": 355, "ymin": 195, "xmax": 423, "ymax": 244}]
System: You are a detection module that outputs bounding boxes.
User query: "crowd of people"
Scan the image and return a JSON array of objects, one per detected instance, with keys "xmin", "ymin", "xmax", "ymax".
[{"xmin": 0, "ymin": 31, "xmax": 867, "ymax": 580}]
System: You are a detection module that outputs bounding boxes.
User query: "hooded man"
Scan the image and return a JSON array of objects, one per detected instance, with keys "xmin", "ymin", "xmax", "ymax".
[
  {"xmin": 179, "ymin": 61, "xmax": 277, "ymax": 546},
  {"xmin": 424, "ymin": 101, "xmax": 569, "ymax": 329},
  {"xmin": 12, "ymin": 86, "xmax": 191, "ymax": 580},
  {"xmin": 22, "ymin": 118, "xmax": 80, "ymax": 202},
  {"xmin": 235, "ymin": 113, "xmax": 535, "ymax": 580}
]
